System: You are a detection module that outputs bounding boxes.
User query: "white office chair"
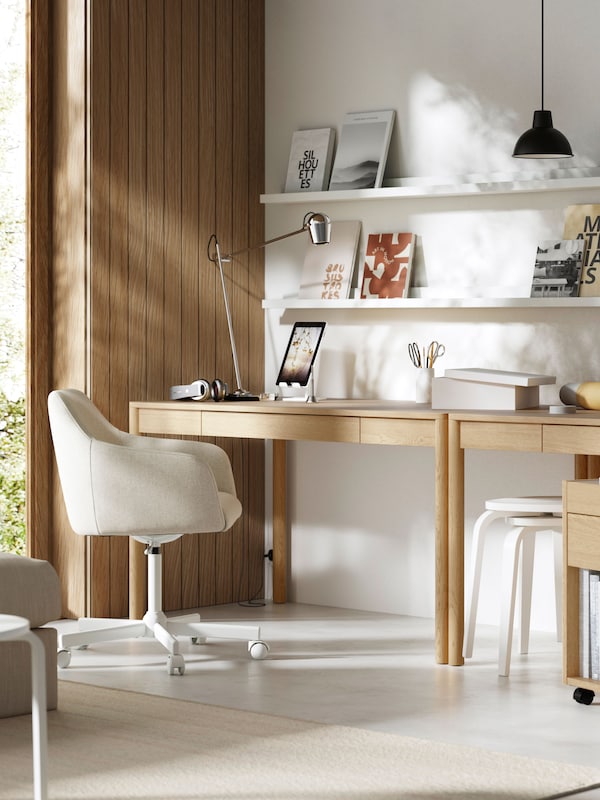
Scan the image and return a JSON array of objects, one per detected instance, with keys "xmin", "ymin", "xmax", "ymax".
[
  {"xmin": 48, "ymin": 389, "xmax": 268, "ymax": 675},
  {"xmin": 463, "ymin": 496, "xmax": 562, "ymax": 677}
]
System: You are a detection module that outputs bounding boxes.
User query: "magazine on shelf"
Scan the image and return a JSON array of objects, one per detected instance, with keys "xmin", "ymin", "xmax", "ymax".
[
  {"xmin": 329, "ymin": 110, "xmax": 395, "ymax": 191},
  {"xmin": 284, "ymin": 128, "xmax": 336, "ymax": 192},
  {"xmin": 298, "ymin": 220, "xmax": 361, "ymax": 299},
  {"xmin": 360, "ymin": 232, "xmax": 416, "ymax": 298},
  {"xmin": 563, "ymin": 204, "xmax": 600, "ymax": 296},
  {"xmin": 530, "ymin": 239, "xmax": 584, "ymax": 298}
]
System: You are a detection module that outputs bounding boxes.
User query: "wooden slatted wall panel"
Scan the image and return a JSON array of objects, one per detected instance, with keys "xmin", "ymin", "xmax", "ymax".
[
  {"xmin": 88, "ymin": 0, "xmax": 265, "ymax": 617},
  {"xmin": 29, "ymin": 0, "xmax": 265, "ymax": 618}
]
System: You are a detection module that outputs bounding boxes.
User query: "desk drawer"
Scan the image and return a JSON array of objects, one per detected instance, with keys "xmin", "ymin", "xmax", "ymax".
[
  {"xmin": 135, "ymin": 408, "xmax": 202, "ymax": 436},
  {"xmin": 201, "ymin": 411, "xmax": 360, "ymax": 443},
  {"xmin": 459, "ymin": 421, "xmax": 541, "ymax": 452},
  {"xmin": 361, "ymin": 418, "xmax": 436, "ymax": 446},
  {"xmin": 544, "ymin": 425, "xmax": 600, "ymax": 455},
  {"xmin": 567, "ymin": 513, "xmax": 600, "ymax": 570}
]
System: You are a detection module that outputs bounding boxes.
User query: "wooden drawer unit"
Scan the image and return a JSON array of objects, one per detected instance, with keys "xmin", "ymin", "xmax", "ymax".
[{"xmin": 563, "ymin": 479, "xmax": 600, "ymax": 703}]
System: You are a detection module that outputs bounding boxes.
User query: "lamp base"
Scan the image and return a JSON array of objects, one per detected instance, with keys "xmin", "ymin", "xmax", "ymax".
[{"xmin": 224, "ymin": 390, "xmax": 260, "ymax": 402}]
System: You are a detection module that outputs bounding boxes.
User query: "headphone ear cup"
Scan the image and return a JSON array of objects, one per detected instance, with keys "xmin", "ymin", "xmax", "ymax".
[{"xmin": 210, "ymin": 379, "xmax": 227, "ymax": 402}]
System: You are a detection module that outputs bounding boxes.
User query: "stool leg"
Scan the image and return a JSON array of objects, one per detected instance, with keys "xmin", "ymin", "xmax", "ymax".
[
  {"xmin": 553, "ymin": 530, "xmax": 563, "ymax": 643},
  {"xmin": 463, "ymin": 510, "xmax": 503, "ymax": 659},
  {"xmin": 499, "ymin": 526, "xmax": 527, "ymax": 677},
  {"xmin": 518, "ymin": 531, "xmax": 536, "ymax": 655},
  {"xmin": 24, "ymin": 631, "xmax": 47, "ymax": 800}
]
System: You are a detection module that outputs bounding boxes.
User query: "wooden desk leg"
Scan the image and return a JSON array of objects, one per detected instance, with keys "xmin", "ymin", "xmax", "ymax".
[
  {"xmin": 272, "ymin": 440, "xmax": 287, "ymax": 603},
  {"xmin": 447, "ymin": 418, "xmax": 465, "ymax": 666},
  {"xmin": 434, "ymin": 417, "xmax": 449, "ymax": 665}
]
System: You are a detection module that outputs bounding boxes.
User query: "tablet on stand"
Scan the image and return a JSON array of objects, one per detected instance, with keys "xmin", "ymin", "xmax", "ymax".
[{"xmin": 275, "ymin": 322, "xmax": 326, "ymax": 403}]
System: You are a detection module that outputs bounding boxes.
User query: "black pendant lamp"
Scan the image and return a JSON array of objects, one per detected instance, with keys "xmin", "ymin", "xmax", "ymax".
[{"xmin": 513, "ymin": 0, "xmax": 573, "ymax": 159}]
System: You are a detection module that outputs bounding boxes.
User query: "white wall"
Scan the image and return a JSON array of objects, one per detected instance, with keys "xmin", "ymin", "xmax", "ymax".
[{"xmin": 264, "ymin": 0, "xmax": 600, "ymax": 630}]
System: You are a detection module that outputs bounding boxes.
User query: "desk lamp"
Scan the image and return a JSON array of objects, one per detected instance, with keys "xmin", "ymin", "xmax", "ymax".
[{"xmin": 207, "ymin": 211, "xmax": 331, "ymax": 401}]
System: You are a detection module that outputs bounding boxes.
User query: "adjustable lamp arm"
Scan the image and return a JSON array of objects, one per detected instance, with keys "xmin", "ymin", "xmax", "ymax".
[{"xmin": 207, "ymin": 212, "xmax": 331, "ymax": 401}]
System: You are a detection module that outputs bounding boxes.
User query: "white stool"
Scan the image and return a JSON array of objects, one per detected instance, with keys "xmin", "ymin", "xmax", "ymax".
[
  {"xmin": 0, "ymin": 614, "xmax": 48, "ymax": 800},
  {"xmin": 463, "ymin": 496, "xmax": 563, "ymax": 677}
]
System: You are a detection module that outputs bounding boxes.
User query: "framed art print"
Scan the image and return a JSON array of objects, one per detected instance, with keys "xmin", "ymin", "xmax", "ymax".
[{"xmin": 276, "ymin": 322, "xmax": 326, "ymax": 386}]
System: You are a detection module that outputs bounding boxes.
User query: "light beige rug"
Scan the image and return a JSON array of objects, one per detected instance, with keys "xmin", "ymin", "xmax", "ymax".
[{"xmin": 0, "ymin": 681, "xmax": 599, "ymax": 800}]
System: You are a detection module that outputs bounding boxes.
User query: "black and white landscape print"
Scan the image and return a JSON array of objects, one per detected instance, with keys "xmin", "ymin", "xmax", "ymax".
[{"xmin": 329, "ymin": 110, "xmax": 395, "ymax": 191}]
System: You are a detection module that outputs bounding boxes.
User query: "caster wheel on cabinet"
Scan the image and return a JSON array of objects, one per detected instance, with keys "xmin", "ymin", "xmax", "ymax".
[
  {"xmin": 57, "ymin": 648, "xmax": 72, "ymax": 669},
  {"xmin": 573, "ymin": 687, "xmax": 595, "ymax": 705},
  {"xmin": 248, "ymin": 640, "xmax": 269, "ymax": 660}
]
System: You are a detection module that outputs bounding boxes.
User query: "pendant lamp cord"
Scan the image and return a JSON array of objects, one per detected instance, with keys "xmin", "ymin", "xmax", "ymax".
[{"xmin": 540, "ymin": 0, "xmax": 545, "ymax": 109}]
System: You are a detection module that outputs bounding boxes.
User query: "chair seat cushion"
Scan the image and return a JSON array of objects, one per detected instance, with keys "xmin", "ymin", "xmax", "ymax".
[{"xmin": 0, "ymin": 553, "xmax": 61, "ymax": 628}]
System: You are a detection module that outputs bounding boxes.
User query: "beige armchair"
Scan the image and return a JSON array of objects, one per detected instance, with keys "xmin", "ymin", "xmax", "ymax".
[{"xmin": 48, "ymin": 388, "xmax": 268, "ymax": 675}]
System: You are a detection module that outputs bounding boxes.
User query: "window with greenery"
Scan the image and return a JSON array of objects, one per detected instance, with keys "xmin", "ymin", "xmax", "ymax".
[{"xmin": 0, "ymin": 0, "xmax": 26, "ymax": 555}]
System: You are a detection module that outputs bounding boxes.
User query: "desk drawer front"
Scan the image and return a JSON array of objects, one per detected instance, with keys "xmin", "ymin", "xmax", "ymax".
[
  {"xmin": 544, "ymin": 425, "xmax": 600, "ymax": 455},
  {"xmin": 567, "ymin": 513, "xmax": 600, "ymax": 570},
  {"xmin": 459, "ymin": 422, "xmax": 541, "ymax": 452},
  {"xmin": 201, "ymin": 411, "xmax": 360, "ymax": 443},
  {"xmin": 361, "ymin": 418, "xmax": 435, "ymax": 446},
  {"xmin": 136, "ymin": 408, "xmax": 202, "ymax": 436}
]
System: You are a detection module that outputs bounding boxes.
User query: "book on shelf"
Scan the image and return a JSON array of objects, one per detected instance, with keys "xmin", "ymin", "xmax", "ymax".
[
  {"xmin": 329, "ymin": 109, "xmax": 395, "ymax": 191},
  {"xmin": 360, "ymin": 232, "xmax": 416, "ymax": 299},
  {"xmin": 563, "ymin": 204, "xmax": 600, "ymax": 297},
  {"xmin": 284, "ymin": 128, "xmax": 336, "ymax": 193},
  {"xmin": 298, "ymin": 220, "xmax": 361, "ymax": 299},
  {"xmin": 530, "ymin": 239, "xmax": 584, "ymax": 298},
  {"xmin": 580, "ymin": 569, "xmax": 600, "ymax": 680}
]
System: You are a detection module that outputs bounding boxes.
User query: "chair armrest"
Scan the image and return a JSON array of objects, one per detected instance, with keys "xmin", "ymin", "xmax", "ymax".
[
  {"xmin": 88, "ymin": 441, "xmax": 235, "ymax": 536},
  {"xmin": 117, "ymin": 432, "xmax": 238, "ymax": 496}
]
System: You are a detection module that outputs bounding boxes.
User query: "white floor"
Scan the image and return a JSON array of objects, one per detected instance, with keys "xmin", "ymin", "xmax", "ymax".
[{"xmin": 53, "ymin": 603, "xmax": 600, "ymax": 797}]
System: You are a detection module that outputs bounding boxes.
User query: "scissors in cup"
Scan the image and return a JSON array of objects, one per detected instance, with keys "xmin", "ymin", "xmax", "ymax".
[
  {"xmin": 408, "ymin": 342, "xmax": 422, "ymax": 368},
  {"xmin": 427, "ymin": 341, "xmax": 445, "ymax": 368}
]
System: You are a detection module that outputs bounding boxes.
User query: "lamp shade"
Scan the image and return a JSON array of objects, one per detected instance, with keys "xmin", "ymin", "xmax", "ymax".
[
  {"xmin": 306, "ymin": 212, "xmax": 332, "ymax": 245},
  {"xmin": 512, "ymin": 109, "xmax": 573, "ymax": 159}
]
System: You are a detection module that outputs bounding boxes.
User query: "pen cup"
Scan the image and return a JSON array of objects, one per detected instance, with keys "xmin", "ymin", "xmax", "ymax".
[{"xmin": 416, "ymin": 368, "xmax": 434, "ymax": 404}]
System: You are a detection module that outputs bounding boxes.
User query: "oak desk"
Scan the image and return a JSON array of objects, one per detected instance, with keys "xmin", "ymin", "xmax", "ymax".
[
  {"xmin": 129, "ymin": 400, "xmax": 449, "ymax": 664},
  {"xmin": 447, "ymin": 408, "xmax": 600, "ymax": 666}
]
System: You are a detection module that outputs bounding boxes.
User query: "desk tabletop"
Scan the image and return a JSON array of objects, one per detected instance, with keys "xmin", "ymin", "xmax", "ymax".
[
  {"xmin": 130, "ymin": 398, "xmax": 447, "ymax": 420},
  {"xmin": 448, "ymin": 407, "xmax": 600, "ymax": 425}
]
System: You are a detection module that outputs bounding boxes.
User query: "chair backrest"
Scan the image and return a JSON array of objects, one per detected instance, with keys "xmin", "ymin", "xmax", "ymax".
[{"xmin": 48, "ymin": 389, "xmax": 121, "ymax": 535}]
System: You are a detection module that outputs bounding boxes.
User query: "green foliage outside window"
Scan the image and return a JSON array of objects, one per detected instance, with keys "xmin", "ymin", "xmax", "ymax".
[{"xmin": 0, "ymin": 0, "xmax": 26, "ymax": 554}]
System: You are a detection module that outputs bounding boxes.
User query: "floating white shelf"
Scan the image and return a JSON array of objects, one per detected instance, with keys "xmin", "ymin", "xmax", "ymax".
[
  {"xmin": 262, "ymin": 297, "xmax": 600, "ymax": 310},
  {"xmin": 261, "ymin": 175, "xmax": 600, "ymax": 205}
]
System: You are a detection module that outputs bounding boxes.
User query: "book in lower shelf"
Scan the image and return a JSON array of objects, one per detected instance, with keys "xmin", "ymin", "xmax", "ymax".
[
  {"xmin": 579, "ymin": 569, "xmax": 600, "ymax": 679},
  {"xmin": 298, "ymin": 220, "xmax": 361, "ymax": 299},
  {"xmin": 360, "ymin": 232, "xmax": 416, "ymax": 299}
]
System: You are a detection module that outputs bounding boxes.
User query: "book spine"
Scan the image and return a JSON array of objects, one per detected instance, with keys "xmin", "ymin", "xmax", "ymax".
[
  {"xmin": 580, "ymin": 568, "xmax": 590, "ymax": 679},
  {"xmin": 590, "ymin": 572, "xmax": 599, "ymax": 680}
]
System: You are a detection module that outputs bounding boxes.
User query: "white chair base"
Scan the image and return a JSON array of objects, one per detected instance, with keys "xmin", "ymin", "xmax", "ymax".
[
  {"xmin": 58, "ymin": 545, "xmax": 268, "ymax": 675},
  {"xmin": 463, "ymin": 496, "xmax": 562, "ymax": 677}
]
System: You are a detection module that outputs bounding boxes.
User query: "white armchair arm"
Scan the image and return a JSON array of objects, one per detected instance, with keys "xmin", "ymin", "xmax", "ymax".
[{"xmin": 88, "ymin": 441, "xmax": 241, "ymax": 537}]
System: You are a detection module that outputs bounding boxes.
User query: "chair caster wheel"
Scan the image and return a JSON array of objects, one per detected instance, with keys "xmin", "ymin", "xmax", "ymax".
[
  {"xmin": 57, "ymin": 648, "xmax": 72, "ymax": 669},
  {"xmin": 167, "ymin": 654, "xmax": 185, "ymax": 675},
  {"xmin": 573, "ymin": 687, "xmax": 595, "ymax": 705},
  {"xmin": 248, "ymin": 640, "xmax": 269, "ymax": 660}
]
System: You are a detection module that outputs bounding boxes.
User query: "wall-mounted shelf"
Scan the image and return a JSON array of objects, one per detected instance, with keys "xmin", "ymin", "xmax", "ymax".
[
  {"xmin": 261, "ymin": 175, "xmax": 600, "ymax": 205},
  {"xmin": 263, "ymin": 297, "xmax": 600, "ymax": 310}
]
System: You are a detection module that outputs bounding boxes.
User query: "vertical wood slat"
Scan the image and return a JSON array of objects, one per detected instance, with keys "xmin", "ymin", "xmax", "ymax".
[
  {"xmin": 32, "ymin": 0, "xmax": 265, "ymax": 618},
  {"xmin": 180, "ymin": 0, "xmax": 201, "ymax": 608},
  {"xmin": 214, "ymin": 0, "xmax": 235, "ymax": 605},
  {"xmin": 88, "ymin": 0, "xmax": 112, "ymax": 617},
  {"xmin": 197, "ymin": 0, "xmax": 218, "ymax": 606},
  {"xmin": 162, "ymin": 0, "xmax": 183, "ymax": 611}
]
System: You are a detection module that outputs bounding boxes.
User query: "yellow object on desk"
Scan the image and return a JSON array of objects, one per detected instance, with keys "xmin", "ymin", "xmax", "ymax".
[{"xmin": 560, "ymin": 382, "xmax": 600, "ymax": 409}]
